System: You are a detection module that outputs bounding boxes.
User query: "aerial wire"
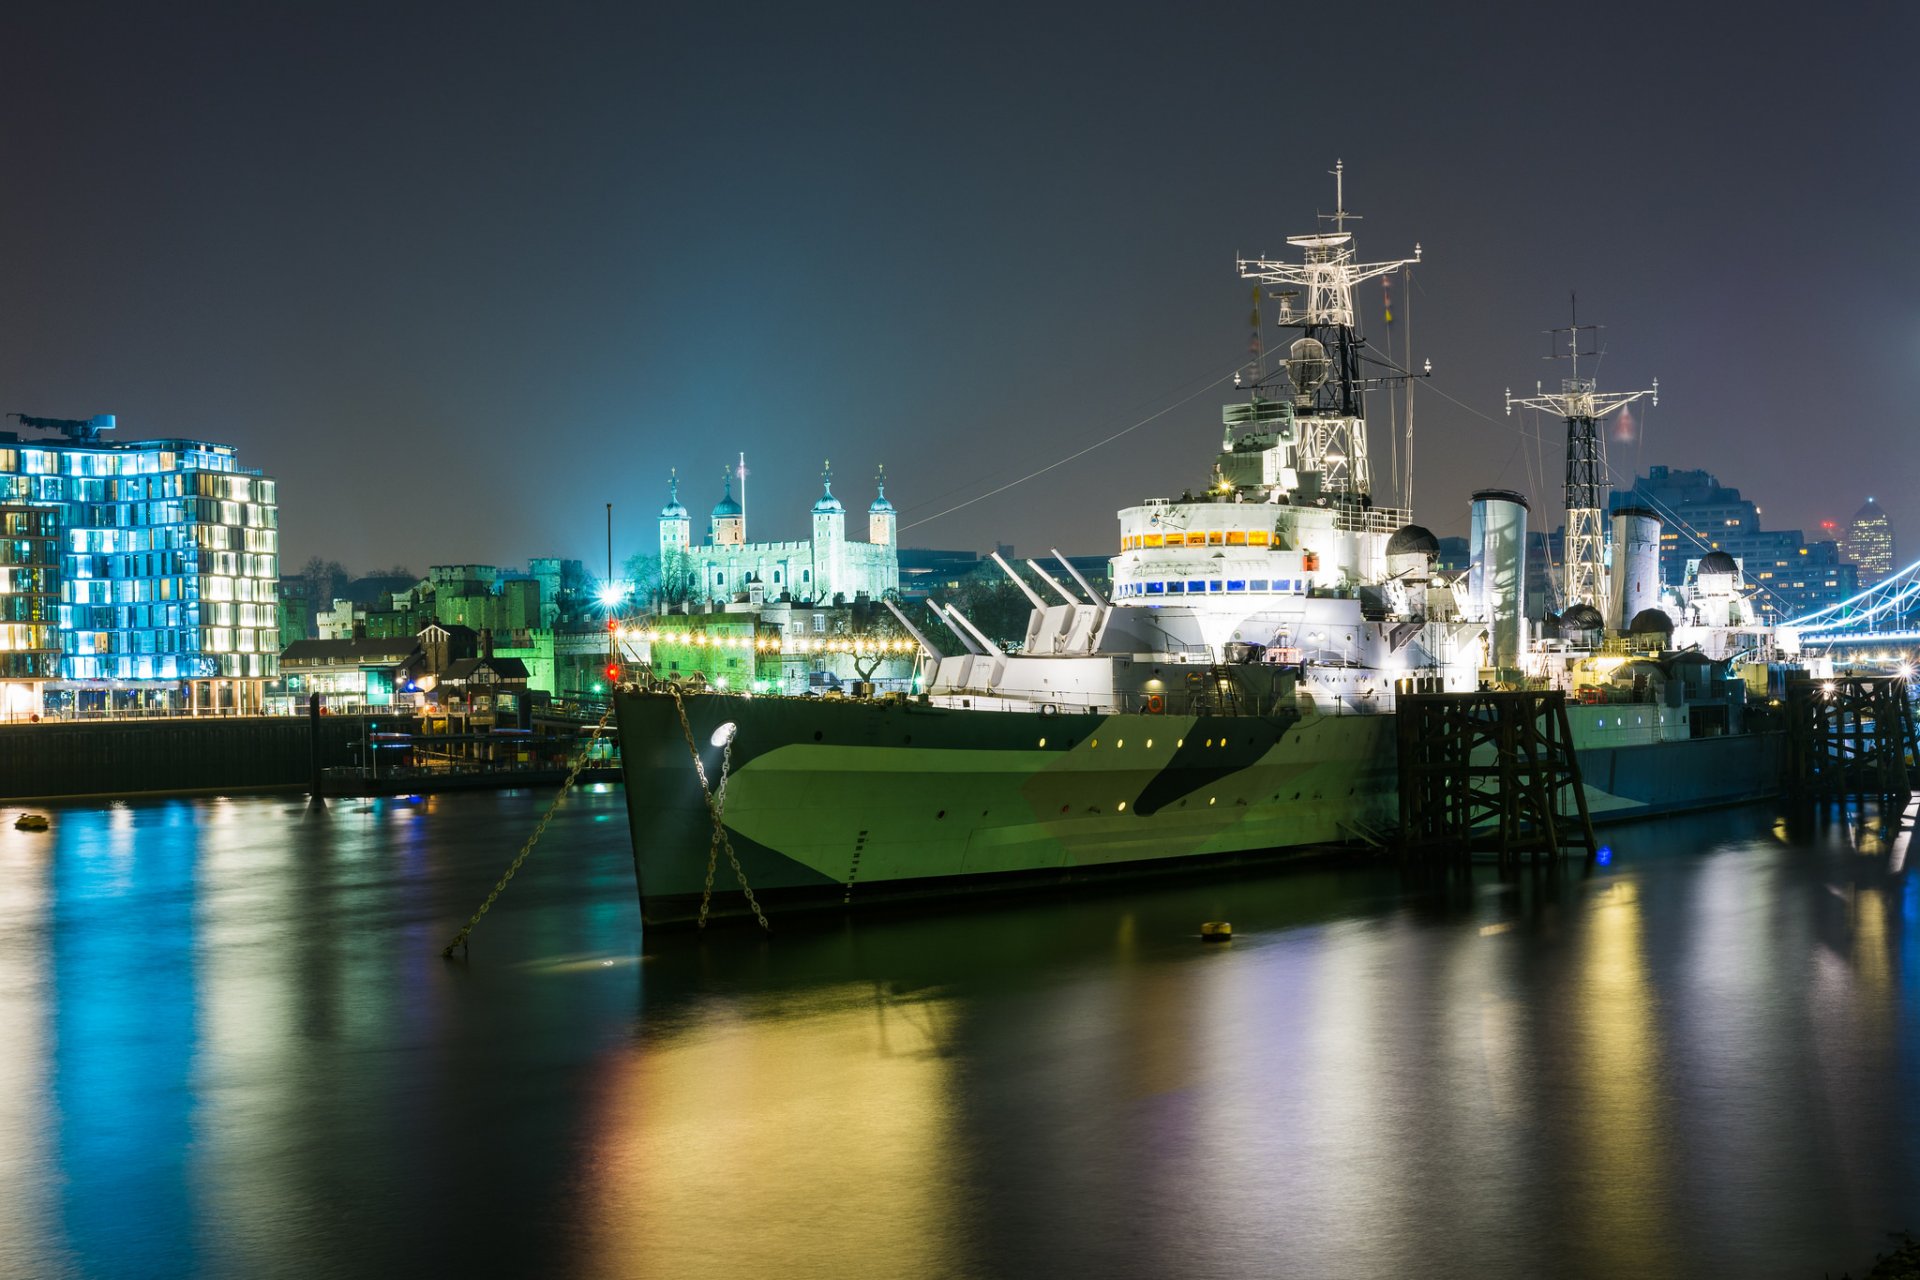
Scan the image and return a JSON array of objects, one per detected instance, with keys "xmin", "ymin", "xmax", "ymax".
[{"xmin": 898, "ymin": 365, "xmax": 1243, "ymax": 533}]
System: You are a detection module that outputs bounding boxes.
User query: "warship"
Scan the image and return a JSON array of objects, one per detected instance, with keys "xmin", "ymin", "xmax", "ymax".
[{"xmin": 614, "ymin": 166, "xmax": 1785, "ymax": 927}]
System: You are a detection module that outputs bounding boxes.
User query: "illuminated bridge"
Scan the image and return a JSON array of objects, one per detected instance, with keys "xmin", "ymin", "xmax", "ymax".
[{"xmin": 1783, "ymin": 557, "xmax": 1920, "ymax": 663}]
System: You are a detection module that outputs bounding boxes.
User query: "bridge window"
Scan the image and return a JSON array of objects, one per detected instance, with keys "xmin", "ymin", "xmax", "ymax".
[
  {"xmin": 1210, "ymin": 580, "xmax": 1224, "ymax": 592},
  {"xmin": 1226, "ymin": 531, "xmax": 1247, "ymax": 546},
  {"xmin": 1145, "ymin": 581, "xmax": 1165, "ymax": 595},
  {"xmin": 1185, "ymin": 532, "xmax": 1207, "ymax": 547},
  {"xmin": 1207, "ymin": 532, "xmax": 1224, "ymax": 546},
  {"xmin": 1142, "ymin": 533, "xmax": 1164, "ymax": 548},
  {"xmin": 1227, "ymin": 580, "xmax": 1247, "ymax": 592},
  {"xmin": 1249, "ymin": 530, "xmax": 1270, "ymax": 546},
  {"xmin": 1250, "ymin": 579, "xmax": 1270, "ymax": 591}
]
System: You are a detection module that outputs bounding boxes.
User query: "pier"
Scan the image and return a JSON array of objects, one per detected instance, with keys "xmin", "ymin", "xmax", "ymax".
[
  {"xmin": 1785, "ymin": 674, "xmax": 1918, "ymax": 800},
  {"xmin": 1395, "ymin": 688, "xmax": 1598, "ymax": 866}
]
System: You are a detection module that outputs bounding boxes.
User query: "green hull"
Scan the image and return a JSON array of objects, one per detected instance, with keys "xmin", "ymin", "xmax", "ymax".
[{"xmin": 614, "ymin": 690, "xmax": 1784, "ymax": 928}]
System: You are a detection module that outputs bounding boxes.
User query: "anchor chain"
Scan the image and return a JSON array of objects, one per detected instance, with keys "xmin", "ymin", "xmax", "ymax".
[
  {"xmin": 670, "ymin": 689, "xmax": 770, "ymax": 932},
  {"xmin": 441, "ymin": 700, "xmax": 617, "ymax": 957}
]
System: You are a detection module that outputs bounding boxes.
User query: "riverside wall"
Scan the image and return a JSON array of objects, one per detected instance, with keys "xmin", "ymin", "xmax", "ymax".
[{"xmin": 0, "ymin": 715, "xmax": 381, "ymax": 802}]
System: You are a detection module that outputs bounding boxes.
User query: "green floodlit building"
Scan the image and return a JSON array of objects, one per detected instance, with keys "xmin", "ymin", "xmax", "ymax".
[{"xmin": 0, "ymin": 413, "xmax": 280, "ymax": 717}]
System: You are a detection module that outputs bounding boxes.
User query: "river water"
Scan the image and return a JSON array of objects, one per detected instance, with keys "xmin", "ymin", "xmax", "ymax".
[{"xmin": 0, "ymin": 787, "xmax": 1916, "ymax": 1278}]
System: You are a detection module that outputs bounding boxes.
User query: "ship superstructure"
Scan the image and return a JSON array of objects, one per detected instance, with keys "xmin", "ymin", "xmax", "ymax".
[{"xmin": 918, "ymin": 164, "xmax": 1490, "ymax": 716}]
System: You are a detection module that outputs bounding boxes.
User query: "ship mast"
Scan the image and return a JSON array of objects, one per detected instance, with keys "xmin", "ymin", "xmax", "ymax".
[
  {"xmin": 1505, "ymin": 297, "xmax": 1657, "ymax": 621},
  {"xmin": 1235, "ymin": 160, "xmax": 1420, "ymax": 499}
]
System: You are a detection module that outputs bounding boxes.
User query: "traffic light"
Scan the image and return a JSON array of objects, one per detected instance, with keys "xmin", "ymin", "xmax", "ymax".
[{"xmin": 605, "ymin": 662, "xmax": 620, "ymax": 683}]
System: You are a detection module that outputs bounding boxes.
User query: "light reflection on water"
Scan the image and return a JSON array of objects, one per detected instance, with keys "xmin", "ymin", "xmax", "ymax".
[{"xmin": 0, "ymin": 793, "xmax": 1916, "ymax": 1277}]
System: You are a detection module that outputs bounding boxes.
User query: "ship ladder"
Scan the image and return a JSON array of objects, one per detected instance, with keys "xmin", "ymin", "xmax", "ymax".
[
  {"xmin": 440, "ymin": 700, "xmax": 618, "ymax": 956},
  {"xmin": 670, "ymin": 690, "xmax": 771, "ymax": 932}
]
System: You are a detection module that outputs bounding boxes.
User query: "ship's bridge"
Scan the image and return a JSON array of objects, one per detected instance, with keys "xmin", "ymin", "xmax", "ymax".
[{"xmin": 1109, "ymin": 496, "xmax": 1407, "ymax": 604}]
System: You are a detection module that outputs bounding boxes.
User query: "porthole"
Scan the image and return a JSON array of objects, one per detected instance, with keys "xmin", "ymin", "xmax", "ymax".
[
  {"xmin": 1208, "ymin": 797, "xmax": 1217, "ymax": 806},
  {"xmin": 1145, "ymin": 738, "xmax": 1153, "ymax": 748},
  {"xmin": 1116, "ymin": 739, "xmax": 1125, "ymax": 748},
  {"xmin": 936, "ymin": 809, "xmax": 946, "ymax": 819},
  {"xmin": 813, "ymin": 730, "xmax": 824, "ymax": 741},
  {"xmin": 1117, "ymin": 801, "xmax": 1127, "ymax": 812},
  {"xmin": 1038, "ymin": 737, "xmax": 1048, "ymax": 748}
]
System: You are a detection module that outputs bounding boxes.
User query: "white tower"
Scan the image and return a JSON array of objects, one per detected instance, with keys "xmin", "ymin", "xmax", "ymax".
[
  {"xmin": 810, "ymin": 461, "xmax": 846, "ymax": 602},
  {"xmin": 868, "ymin": 464, "xmax": 896, "ymax": 547},
  {"xmin": 658, "ymin": 470, "xmax": 690, "ymax": 557},
  {"xmin": 710, "ymin": 469, "xmax": 744, "ymax": 546}
]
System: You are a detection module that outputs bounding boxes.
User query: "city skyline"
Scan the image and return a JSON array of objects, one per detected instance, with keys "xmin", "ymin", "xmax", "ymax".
[{"xmin": 2, "ymin": 4, "xmax": 1912, "ymax": 574}]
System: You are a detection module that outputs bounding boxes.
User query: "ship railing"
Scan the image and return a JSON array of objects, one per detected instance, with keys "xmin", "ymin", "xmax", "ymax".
[{"xmin": 1330, "ymin": 503, "xmax": 1413, "ymax": 535}]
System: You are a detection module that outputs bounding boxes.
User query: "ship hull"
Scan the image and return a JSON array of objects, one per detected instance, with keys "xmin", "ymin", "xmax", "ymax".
[{"xmin": 615, "ymin": 690, "xmax": 1785, "ymax": 928}]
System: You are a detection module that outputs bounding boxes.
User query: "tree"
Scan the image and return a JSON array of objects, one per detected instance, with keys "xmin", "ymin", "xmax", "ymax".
[
  {"xmin": 622, "ymin": 551, "xmax": 661, "ymax": 603},
  {"xmin": 300, "ymin": 557, "xmax": 350, "ymax": 605},
  {"xmin": 934, "ymin": 579, "xmax": 1034, "ymax": 650},
  {"xmin": 845, "ymin": 598, "xmax": 912, "ymax": 681}
]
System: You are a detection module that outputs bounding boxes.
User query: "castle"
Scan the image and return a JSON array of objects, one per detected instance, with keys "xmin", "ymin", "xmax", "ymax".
[{"xmin": 659, "ymin": 463, "xmax": 899, "ymax": 607}]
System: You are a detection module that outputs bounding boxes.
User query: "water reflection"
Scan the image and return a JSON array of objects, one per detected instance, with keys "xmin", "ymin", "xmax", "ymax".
[{"xmin": 0, "ymin": 795, "xmax": 1917, "ymax": 1277}]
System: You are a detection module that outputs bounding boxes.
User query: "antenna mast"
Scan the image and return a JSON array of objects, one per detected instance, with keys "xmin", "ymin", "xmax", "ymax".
[
  {"xmin": 1236, "ymin": 160, "xmax": 1420, "ymax": 498},
  {"xmin": 1505, "ymin": 296, "xmax": 1658, "ymax": 622}
]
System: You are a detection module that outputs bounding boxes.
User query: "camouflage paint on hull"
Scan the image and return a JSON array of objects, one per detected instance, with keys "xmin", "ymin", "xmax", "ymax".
[{"xmin": 614, "ymin": 690, "xmax": 1786, "ymax": 927}]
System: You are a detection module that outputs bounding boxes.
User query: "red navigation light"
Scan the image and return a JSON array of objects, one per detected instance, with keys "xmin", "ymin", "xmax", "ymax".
[{"xmin": 605, "ymin": 663, "xmax": 620, "ymax": 682}]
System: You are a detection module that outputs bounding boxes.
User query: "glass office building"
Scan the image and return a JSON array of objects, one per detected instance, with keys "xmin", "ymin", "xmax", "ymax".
[{"xmin": 0, "ymin": 422, "xmax": 280, "ymax": 715}]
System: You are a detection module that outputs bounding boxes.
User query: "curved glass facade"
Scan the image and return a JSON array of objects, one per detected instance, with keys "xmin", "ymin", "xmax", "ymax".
[{"xmin": 0, "ymin": 433, "xmax": 279, "ymax": 711}]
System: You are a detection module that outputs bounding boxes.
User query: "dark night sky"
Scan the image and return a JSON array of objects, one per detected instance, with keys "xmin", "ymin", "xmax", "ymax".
[{"xmin": 2, "ymin": 3, "xmax": 1913, "ymax": 575}]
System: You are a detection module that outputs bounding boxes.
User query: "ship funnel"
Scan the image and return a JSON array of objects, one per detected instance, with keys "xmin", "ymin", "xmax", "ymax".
[
  {"xmin": 1287, "ymin": 337, "xmax": 1330, "ymax": 403},
  {"xmin": 1469, "ymin": 489, "xmax": 1529, "ymax": 671},
  {"xmin": 1608, "ymin": 506, "xmax": 1663, "ymax": 633}
]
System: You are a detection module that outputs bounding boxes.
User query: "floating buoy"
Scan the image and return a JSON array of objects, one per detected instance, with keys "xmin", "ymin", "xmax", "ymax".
[
  {"xmin": 15, "ymin": 814, "xmax": 49, "ymax": 832},
  {"xmin": 1200, "ymin": 920, "xmax": 1232, "ymax": 942}
]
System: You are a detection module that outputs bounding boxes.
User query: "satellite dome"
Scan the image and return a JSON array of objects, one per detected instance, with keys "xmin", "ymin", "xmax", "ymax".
[
  {"xmin": 1629, "ymin": 607, "xmax": 1675, "ymax": 635},
  {"xmin": 1386, "ymin": 523, "xmax": 1440, "ymax": 557},
  {"xmin": 1698, "ymin": 551, "xmax": 1738, "ymax": 575},
  {"xmin": 1562, "ymin": 603, "xmax": 1605, "ymax": 632}
]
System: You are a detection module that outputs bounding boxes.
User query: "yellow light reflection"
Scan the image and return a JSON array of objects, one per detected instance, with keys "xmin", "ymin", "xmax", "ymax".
[
  {"xmin": 1574, "ymin": 881, "xmax": 1674, "ymax": 1272},
  {"xmin": 582, "ymin": 985, "xmax": 961, "ymax": 1277}
]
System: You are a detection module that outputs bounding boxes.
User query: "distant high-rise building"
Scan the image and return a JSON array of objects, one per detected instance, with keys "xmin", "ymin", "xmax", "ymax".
[
  {"xmin": 1611, "ymin": 465, "xmax": 1857, "ymax": 621},
  {"xmin": 1846, "ymin": 497, "xmax": 1894, "ymax": 582}
]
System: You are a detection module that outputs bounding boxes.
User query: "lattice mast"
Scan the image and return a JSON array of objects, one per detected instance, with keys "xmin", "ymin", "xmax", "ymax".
[
  {"xmin": 1236, "ymin": 160, "xmax": 1420, "ymax": 498},
  {"xmin": 1505, "ymin": 299, "xmax": 1657, "ymax": 621}
]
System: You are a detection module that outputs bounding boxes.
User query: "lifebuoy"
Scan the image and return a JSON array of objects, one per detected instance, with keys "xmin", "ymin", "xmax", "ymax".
[{"xmin": 1145, "ymin": 694, "xmax": 1164, "ymax": 714}]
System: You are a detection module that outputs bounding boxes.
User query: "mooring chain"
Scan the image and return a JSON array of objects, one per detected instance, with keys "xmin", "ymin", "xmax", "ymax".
[
  {"xmin": 441, "ymin": 701, "xmax": 617, "ymax": 957},
  {"xmin": 670, "ymin": 690, "xmax": 770, "ymax": 932}
]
